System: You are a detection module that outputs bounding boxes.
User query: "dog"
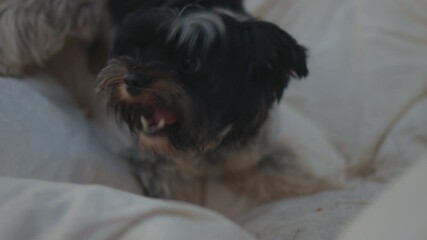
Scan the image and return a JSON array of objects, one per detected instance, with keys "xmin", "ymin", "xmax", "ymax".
[{"xmin": 97, "ymin": 0, "xmax": 345, "ymax": 213}]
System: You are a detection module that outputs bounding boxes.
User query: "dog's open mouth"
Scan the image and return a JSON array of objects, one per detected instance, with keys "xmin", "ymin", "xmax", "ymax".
[{"xmin": 140, "ymin": 108, "xmax": 177, "ymax": 135}]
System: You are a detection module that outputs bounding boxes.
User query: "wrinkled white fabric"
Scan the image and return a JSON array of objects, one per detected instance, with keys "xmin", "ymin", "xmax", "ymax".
[
  {"xmin": 238, "ymin": 180, "xmax": 383, "ymax": 240},
  {"xmin": 338, "ymin": 156, "xmax": 427, "ymax": 240},
  {"xmin": 236, "ymin": 0, "xmax": 427, "ymax": 239},
  {"xmin": 0, "ymin": 77, "xmax": 141, "ymax": 194},
  {"xmin": 246, "ymin": 0, "xmax": 427, "ymax": 175},
  {"xmin": 0, "ymin": 177, "xmax": 254, "ymax": 240}
]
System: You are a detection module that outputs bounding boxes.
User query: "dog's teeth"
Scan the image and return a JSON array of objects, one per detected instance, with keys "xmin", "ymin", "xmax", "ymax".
[
  {"xmin": 141, "ymin": 116, "xmax": 149, "ymax": 132},
  {"xmin": 157, "ymin": 118, "xmax": 165, "ymax": 129},
  {"xmin": 141, "ymin": 116, "xmax": 166, "ymax": 134}
]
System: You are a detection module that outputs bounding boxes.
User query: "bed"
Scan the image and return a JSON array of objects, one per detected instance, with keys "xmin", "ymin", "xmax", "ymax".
[{"xmin": 0, "ymin": 0, "xmax": 426, "ymax": 239}]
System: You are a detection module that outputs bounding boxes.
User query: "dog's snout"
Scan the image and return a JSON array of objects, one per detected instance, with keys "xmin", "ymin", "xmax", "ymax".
[{"xmin": 125, "ymin": 73, "xmax": 149, "ymax": 89}]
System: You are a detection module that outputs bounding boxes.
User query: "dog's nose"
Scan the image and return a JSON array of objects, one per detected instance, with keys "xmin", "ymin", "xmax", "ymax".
[{"xmin": 124, "ymin": 73, "xmax": 149, "ymax": 89}]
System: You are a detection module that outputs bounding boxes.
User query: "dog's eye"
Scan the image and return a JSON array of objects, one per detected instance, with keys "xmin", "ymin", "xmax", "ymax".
[{"xmin": 183, "ymin": 57, "xmax": 200, "ymax": 72}]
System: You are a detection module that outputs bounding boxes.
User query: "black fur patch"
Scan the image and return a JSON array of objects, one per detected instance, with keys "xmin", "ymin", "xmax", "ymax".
[{"xmin": 101, "ymin": 0, "xmax": 308, "ymax": 154}]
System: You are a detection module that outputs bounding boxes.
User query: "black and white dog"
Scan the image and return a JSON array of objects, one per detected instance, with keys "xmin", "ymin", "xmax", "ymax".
[{"xmin": 97, "ymin": 0, "xmax": 344, "ymax": 210}]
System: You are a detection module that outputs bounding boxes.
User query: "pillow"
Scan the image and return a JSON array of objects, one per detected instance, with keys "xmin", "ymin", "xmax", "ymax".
[
  {"xmin": 246, "ymin": 0, "xmax": 427, "ymax": 175},
  {"xmin": 0, "ymin": 77, "xmax": 141, "ymax": 194}
]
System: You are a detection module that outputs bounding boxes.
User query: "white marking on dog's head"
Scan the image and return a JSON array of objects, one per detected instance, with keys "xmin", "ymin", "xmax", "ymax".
[
  {"xmin": 168, "ymin": 10, "xmax": 226, "ymax": 52},
  {"xmin": 213, "ymin": 8, "xmax": 250, "ymax": 22}
]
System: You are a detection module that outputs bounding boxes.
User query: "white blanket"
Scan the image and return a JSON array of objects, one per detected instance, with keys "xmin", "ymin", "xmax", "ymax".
[{"xmin": 0, "ymin": 177, "xmax": 254, "ymax": 240}]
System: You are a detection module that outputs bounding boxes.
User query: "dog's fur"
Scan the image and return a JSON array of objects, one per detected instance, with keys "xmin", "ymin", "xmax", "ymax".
[
  {"xmin": 0, "ymin": 0, "xmax": 107, "ymax": 77},
  {"xmin": 97, "ymin": 0, "xmax": 345, "ymax": 210},
  {"xmin": 0, "ymin": 0, "xmax": 113, "ymax": 118}
]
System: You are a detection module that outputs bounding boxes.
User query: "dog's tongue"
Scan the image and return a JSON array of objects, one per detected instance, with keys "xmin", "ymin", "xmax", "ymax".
[{"xmin": 153, "ymin": 109, "xmax": 177, "ymax": 126}]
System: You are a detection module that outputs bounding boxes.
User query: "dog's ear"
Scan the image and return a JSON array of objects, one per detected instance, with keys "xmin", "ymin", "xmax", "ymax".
[{"xmin": 247, "ymin": 21, "xmax": 308, "ymax": 101}]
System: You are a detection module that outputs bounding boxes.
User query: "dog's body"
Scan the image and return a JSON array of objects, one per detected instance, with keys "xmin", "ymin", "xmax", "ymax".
[{"xmin": 98, "ymin": 0, "xmax": 345, "ymax": 212}]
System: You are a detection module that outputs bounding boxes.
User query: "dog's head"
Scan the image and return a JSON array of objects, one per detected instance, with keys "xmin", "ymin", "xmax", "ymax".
[{"xmin": 97, "ymin": 7, "xmax": 308, "ymax": 156}]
